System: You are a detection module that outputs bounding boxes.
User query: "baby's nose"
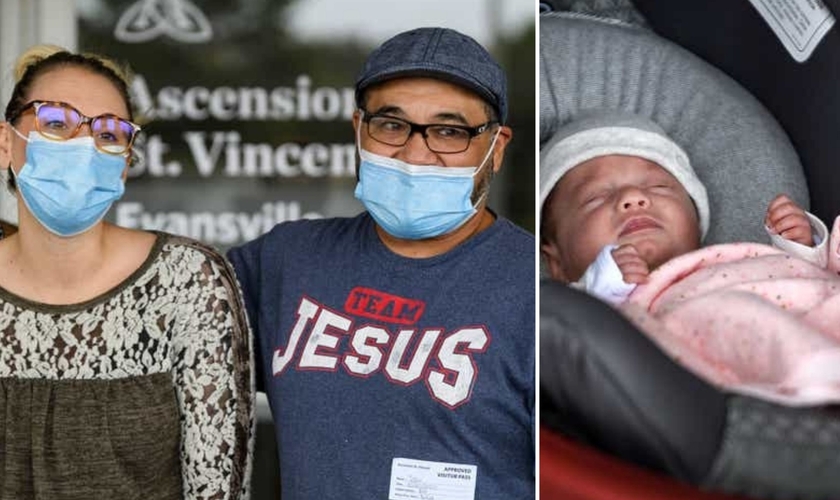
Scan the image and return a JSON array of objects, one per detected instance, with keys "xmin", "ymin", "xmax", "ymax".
[{"xmin": 619, "ymin": 189, "xmax": 650, "ymax": 210}]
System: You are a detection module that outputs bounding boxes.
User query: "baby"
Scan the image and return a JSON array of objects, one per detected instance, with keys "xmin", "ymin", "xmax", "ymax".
[{"xmin": 539, "ymin": 111, "xmax": 827, "ymax": 305}]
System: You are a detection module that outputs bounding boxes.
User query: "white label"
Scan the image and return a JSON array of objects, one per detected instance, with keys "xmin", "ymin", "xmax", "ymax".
[
  {"xmin": 749, "ymin": 0, "xmax": 836, "ymax": 62},
  {"xmin": 389, "ymin": 458, "xmax": 477, "ymax": 500}
]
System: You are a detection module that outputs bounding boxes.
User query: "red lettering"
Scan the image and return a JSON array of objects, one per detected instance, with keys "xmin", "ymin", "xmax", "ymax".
[{"xmin": 343, "ymin": 287, "xmax": 425, "ymax": 325}]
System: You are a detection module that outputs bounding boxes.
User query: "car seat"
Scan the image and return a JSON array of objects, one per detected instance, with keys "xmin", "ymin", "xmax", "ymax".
[
  {"xmin": 539, "ymin": 2, "xmax": 840, "ymax": 499},
  {"xmin": 631, "ymin": 0, "xmax": 840, "ymax": 227}
]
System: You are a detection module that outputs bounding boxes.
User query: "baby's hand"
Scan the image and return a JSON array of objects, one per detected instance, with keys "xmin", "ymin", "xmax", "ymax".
[
  {"xmin": 765, "ymin": 194, "xmax": 813, "ymax": 247},
  {"xmin": 612, "ymin": 244, "xmax": 650, "ymax": 284}
]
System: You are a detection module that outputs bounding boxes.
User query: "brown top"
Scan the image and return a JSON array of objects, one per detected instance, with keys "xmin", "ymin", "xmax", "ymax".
[{"xmin": 2, "ymin": 374, "xmax": 182, "ymax": 499}]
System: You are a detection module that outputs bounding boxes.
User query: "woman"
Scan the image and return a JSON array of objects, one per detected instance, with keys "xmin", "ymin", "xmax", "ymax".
[{"xmin": 0, "ymin": 46, "xmax": 253, "ymax": 499}]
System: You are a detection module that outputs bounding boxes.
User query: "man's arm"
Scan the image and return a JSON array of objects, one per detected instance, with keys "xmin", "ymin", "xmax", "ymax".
[{"xmin": 227, "ymin": 239, "xmax": 266, "ymax": 393}]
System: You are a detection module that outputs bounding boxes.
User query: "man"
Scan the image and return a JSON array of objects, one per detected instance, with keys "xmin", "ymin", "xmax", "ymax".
[{"xmin": 228, "ymin": 27, "xmax": 534, "ymax": 499}]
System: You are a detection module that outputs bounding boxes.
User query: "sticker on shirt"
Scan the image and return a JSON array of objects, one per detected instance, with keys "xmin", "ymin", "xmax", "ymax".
[
  {"xmin": 389, "ymin": 458, "xmax": 477, "ymax": 500},
  {"xmin": 748, "ymin": 0, "xmax": 835, "ymax": 62}
]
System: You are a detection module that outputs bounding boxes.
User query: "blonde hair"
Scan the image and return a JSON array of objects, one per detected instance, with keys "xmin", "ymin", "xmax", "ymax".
[
  {"xmin": 4, "ymin": 44, "xmax": 136, "ymax": 122},
  {"xmin": 14, "ymin": 44, "xmax": 133, "ymax": 86}
]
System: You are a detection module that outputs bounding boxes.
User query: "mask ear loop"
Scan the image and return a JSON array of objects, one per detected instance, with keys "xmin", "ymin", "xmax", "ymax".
[
  {"xmin": 472, "ymin": 126, "xmax": 501, "ymax": 178},
  {"xmin": 9, "ymin": 126, "xmax": 30, "ymax": 143},
  {"xmin": 471, "ymin": 183, "xmax": 491, "ymax": 208},
  {"xmin": 469, "ymin": 126, "xmax": 502, "ymax": 207},
  {"xmin": 355, "ymin": 109, "xmax": 365, "ymax": 157},
  {"xmin": 6, "ymin": 126, "xmax": 31, "ymax": 178}
]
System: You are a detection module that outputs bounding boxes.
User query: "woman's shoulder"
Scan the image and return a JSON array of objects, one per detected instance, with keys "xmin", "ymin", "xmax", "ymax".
[
  {"xmin": 160, "ymin": 231, "xmax": 225, "ymax": 259},
  {"xmin": 104, "ymin": 226, "xmax": 237, "ymax": 297},
  {"xmin": 153, "ymin": 231, "xmax": 240, "ymax": 288}
]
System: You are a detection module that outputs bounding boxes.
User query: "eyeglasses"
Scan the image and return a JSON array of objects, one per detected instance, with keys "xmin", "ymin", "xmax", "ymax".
[
  {"xmin": 9, "ymin": 100, "xmax": 141, "ymax": 155},
  {"xmin": 361, "ymin": 111, "xmax": 497, "ymax": 154}
]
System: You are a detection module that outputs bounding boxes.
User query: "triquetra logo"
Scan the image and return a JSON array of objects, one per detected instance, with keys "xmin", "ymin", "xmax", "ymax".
[{"xmin": 114, "ymin": 0, "xmax": 213, "ymax": 43}]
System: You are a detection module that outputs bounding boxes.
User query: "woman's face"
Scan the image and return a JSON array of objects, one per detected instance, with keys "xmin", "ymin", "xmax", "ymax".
[{"xmin": 8, "ymin": 65, "xmax": 131, "ymax": 172}]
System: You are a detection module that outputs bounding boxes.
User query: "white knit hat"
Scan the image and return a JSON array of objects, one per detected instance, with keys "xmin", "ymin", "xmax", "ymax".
[{"xmin": 540, "ymin": 111, "xmax": 710, "ymax": 238}]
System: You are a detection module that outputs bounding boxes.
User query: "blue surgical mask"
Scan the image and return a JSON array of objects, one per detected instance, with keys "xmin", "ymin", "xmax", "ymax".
[
  {"xmin": 11, "ymin": 131, "xmax": 127, "ymax": 237},
  {"xmin": 354, "ymin": 123, "xmax": 499, "ymax": 240}
]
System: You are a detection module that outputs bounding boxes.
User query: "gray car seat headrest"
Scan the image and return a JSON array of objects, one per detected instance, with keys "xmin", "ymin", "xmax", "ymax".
[{"xmin": 540, "ymin": 13, "xmax": 809, "ymax": 245}]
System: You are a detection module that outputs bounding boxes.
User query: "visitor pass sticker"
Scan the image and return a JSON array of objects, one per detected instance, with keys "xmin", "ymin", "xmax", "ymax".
[{"xmin": 389, "ymin": 457, "xmax": 477, "ymax": 500}]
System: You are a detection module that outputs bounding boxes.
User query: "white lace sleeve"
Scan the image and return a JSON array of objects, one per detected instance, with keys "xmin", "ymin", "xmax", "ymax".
[{"xmin": 169, "ymin": 239, "xmax": 254, "ymax": 500}]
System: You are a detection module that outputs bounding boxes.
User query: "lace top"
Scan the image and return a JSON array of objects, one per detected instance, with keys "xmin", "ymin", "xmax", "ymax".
[{"xmin": 0, "ymin": 233, "xmax": 253, "ymax": 500}]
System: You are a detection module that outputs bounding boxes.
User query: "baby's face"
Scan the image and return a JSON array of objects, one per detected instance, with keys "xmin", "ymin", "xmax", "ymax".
[{"xmin": 541, "ymin": 154, "xmax": 701, "ymax": 282}]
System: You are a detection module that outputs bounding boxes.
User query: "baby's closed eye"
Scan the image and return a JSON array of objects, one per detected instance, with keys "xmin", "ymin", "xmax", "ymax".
[{"xmin": 581, "ymin": 191, "xmax": 610, "ymax": 208}]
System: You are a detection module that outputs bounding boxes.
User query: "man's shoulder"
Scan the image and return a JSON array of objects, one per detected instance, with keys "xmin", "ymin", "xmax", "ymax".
[
  {"xmin": 496, "ymin": 217, "xmax": 534, "ymax": 244},
  {"xmin": 234, "ymin": 214, "xmax": 367, "ymax": 253},
  {"xmin": 489, "ymin": 218, "xmax": 535, "ymax": 256},
  {"xmin": 270, "ymin": 214, "xmax": 362, "ymax": 237},
  {"xmin": 463, "ymin": 218, "xmax": 535, "ymax": 285}
]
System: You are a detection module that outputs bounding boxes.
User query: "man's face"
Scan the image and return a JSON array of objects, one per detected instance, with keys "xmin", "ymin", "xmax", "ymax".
[
  {"xmin": 353, "ymin": 77, "xmax": 511, "ymax": 190},
  {"xmin": 541, "ymin": 154, "xmax": 702, "ymax": 282}
]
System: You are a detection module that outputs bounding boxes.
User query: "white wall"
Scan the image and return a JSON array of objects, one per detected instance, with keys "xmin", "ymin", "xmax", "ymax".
[{"xmin": 0, "ymin": 0, "xmax": 77, "ymax": 224}]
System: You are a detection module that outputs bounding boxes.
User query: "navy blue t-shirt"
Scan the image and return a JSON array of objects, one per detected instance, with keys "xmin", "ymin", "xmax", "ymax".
[{"xmin": 228, "ymin": 212, "xmax": 535, "ymax": 500}]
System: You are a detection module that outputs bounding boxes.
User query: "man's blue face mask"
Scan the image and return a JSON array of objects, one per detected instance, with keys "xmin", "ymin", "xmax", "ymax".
[
  {"xmin": 11, "ymin": 129, "xmax": 127, "ymax": 237},
  {"xmin": 354, "ymin": 112, "xmax": 500, "ymax": 240}
]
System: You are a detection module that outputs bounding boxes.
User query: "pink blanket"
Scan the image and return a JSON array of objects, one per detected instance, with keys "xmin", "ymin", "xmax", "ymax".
[{"xmin": 621, "ymin": 222, "xmax": 840, "ymax": 406}]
